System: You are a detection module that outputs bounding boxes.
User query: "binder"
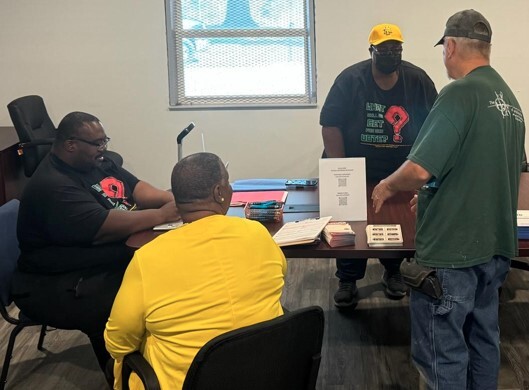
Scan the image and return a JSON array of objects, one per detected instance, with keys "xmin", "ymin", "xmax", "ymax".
[{"xmin": 273, "ymin": 216, "xmax": 332, "ymax": 247}]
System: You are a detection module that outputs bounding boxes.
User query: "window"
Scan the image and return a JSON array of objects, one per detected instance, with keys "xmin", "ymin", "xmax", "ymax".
[{"xmin": 165, "ymin": 0, "xmax": 316, "ymax": 108}]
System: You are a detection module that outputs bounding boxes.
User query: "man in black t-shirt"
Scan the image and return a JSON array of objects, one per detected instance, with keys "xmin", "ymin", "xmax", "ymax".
[
  {"xmin": 12, "ymin": 112, "xmax": 179, "ymax": 373},
  {"xmin": 320, "ymin": 24, "xmax": 437, "ymax": 308}
]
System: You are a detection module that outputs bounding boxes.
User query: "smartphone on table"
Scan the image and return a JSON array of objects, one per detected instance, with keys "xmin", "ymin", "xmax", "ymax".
[{"xmin": 285, "ymin": 179, "xmax": 318, "ymax": 189}]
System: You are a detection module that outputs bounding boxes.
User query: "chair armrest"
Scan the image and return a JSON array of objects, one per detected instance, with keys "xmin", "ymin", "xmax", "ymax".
[
  {"xmin": 18, "ymin": 138, "xmax": 54, "ymax": 148},
  {"xmin": 122, "ymin": 352, "xmax": 161, "ymax": 390}
]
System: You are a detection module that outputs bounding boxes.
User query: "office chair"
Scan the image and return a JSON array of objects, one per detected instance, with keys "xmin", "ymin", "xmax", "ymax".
[
  {"xmin": 121, "ymin": 305, "xmax": 325, "ymax": 390},
  {"xmin": 7, "ymin": 96, "xmax": 56, "ymax": 177},
  {"xmin": 7, "ymin": 95, "xmax": 123, "ymax": 177},
  {"xmin": 0, "ymin": 199, "xmax": 47, "ymax": 390}
]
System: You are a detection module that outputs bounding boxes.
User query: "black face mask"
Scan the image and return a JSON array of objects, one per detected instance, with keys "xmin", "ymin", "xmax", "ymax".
[{"xmin": 374, "ymin": 53, "xmax": 402, "ymax": 74}]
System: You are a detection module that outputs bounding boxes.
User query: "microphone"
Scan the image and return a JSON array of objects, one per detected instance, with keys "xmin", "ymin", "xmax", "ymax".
[
  {"xmin": 177, "ymin": 122, "xmax": 195, "ymax": 162},
  {"xmin": 177, "ymin": 122, "xmax": 195, "ymax": 145}
]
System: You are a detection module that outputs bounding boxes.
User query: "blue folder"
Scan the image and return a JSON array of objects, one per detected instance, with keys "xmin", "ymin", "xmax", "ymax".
[{"xmin": 231, "ymin": 179, "xmax": 287, "ymax": 192}]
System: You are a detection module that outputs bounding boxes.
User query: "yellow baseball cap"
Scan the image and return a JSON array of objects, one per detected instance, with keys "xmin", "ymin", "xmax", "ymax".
[{"xmin": 369, "ymin": 24, "xmax": 404, "ymax": 45}]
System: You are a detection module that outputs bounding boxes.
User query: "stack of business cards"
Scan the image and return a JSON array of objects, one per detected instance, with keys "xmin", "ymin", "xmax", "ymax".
[
  {"xmin": 518, "ymin": 210, "xmax": 529, "ymax": 239},
  {"xmin": 323, "ymin": 222, "xmax": 355, "ymax": 247},
  {"xmin": 366, "ymin": 224, "xmax": 403, "ymax": 247}
]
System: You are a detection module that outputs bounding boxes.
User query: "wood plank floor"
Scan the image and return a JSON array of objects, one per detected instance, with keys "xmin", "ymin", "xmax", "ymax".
[{"xmin": 2, "ymin": 258, "xmax": 529, "ymax": 389}]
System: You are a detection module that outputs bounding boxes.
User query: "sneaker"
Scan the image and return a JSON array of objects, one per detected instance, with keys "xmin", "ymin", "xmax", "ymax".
[
  {"xmin": 381, "ymin": 270, "xmax": 408, "ymax": 299},
  {"xmin": 333, "ymin": 280, "xmax": 358, "ymax": 308}
]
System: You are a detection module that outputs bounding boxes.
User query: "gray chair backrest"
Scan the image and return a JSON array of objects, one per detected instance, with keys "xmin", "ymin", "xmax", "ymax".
[{"xmin": 0, "ymin": 199, "xmax": 20, "ymax": 306}]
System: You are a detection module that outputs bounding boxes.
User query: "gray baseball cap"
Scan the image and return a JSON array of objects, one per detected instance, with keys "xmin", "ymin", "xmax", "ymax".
[{"xmin": 435, "ymin": 9, "xmax": 492, "ymax": 46}]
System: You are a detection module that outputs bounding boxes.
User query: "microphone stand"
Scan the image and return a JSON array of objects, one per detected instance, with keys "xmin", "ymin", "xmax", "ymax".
[{"xmin": 177, "ymin": 122, "xmax": 195, "ymax": 161}]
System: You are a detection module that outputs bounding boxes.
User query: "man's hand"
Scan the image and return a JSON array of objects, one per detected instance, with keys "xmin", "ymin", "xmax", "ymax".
[
  {"xmin": 94, "ymin": 200, "xmax": 179, "ymax": 245},
  {"xmin": 159, "ymin": 200, "xmax": 181, "ymax": 223},
  {"xmin": 371, "ymin": 161, "xmax": 432, "ymax": 214},
  {"xmin": 371, "ymin": 179, "xmax": 396, "ymax": 213},
  {"xmin": 410, "ymin": 194, "xmax": 418, "ymax": 215}
]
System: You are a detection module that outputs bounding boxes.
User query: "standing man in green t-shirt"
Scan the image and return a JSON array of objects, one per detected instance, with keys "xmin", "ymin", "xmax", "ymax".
[{"xmin": 372, "ymin": 9, "xmax": 525, "ymax": 389}]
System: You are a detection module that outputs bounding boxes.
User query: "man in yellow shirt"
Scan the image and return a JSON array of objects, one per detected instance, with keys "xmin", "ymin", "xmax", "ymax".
[{"xmin": 105, "ymin": 152, "xmax": 287, "ymax": 389}]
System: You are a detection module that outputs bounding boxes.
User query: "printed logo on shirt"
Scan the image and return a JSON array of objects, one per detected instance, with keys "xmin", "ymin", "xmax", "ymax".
[
  {"xmin": 362, "ymin": 103, "xmax": 410, "ymax": 146},
  {"xmin": 489, "ymin": 91, "xmax": 524, "ymax": 123},
  {"xmin": 100, "ymin": 177, "xmax": 126, "ymax": 198},
  {"xmin": 385, "ymin": 106, "xmax": 409, "ymax": 143},
  {"xmin": 91, "ymin": 177, "xmax": 135, "ymax": 210}
]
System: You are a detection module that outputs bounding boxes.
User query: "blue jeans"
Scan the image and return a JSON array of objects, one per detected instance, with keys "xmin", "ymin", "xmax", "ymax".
[
  {"xmin": 410, "ymin": 255, "xmax": 510, "ymax": 390},
  {"xmin": 335, "ymin": 258, "xmax": 403, "ymax": 282}
]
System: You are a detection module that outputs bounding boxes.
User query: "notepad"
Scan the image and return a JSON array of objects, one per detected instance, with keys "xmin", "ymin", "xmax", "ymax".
[
  {"xmin": 230, "ymin": 191, "xmax": 288, "ymax": 207},
  {"xmin": 272, "ymin": 216, "xmax": 332, "ymax": 247}
]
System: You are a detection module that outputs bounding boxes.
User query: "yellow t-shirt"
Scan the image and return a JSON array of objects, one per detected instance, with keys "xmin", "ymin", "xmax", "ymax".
[{"xmin": 105, "ymin": 215, "xmax": 287, "ymax": 389}]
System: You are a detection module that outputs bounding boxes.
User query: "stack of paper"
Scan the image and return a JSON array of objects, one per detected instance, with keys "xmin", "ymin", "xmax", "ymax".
[
  {"xmin": 323, "ymin": 222, "xmax": 356, "ymax": 247},
  {"xmin": 518, "ymin": 210, "xmax": 529, "ymax": 239},
  {"xmin": 366, "ymin": 224, "xmax": 403, "ymax": 247},
  {"xmin": 272, "ymin": 216, "xmax": 332, "ymax": 247}
]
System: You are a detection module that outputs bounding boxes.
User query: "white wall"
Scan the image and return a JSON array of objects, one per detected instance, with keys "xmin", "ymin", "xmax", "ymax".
[{"xmin": 1, "ymin": 1, "xmax": 528, "ymax": 189}]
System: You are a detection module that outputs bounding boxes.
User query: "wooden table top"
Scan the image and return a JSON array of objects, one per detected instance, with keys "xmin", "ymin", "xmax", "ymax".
[{"xmin": 127, "ymin": 173, "xmax": 529, "ymax": 258}]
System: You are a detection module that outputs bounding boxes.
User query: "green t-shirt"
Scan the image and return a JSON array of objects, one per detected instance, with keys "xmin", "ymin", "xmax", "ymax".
[{"xmin": 408, "ymin": 66, "xmax": 525, "ymax": 268}]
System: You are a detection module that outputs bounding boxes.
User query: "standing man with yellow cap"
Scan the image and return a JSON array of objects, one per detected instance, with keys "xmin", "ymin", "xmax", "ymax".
[
  {"xmin": 372, "ymin": 10, "xmax": 525, "ymax": 388},
  {"xmin": 320, "ymin": 24, "xmax": 437, "ymax": 309}
]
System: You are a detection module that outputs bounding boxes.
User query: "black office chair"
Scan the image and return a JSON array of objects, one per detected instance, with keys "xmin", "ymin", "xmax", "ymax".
[
  {"xmin": 121, "ymin": 305, "xmax": 325, "ymax": 390},
  {"xmin": 0, "ymin": 199, "xmax": 47, "ymax": 390},
  {"xmin": 7, "ymin": 95, "xmax": 123, "ymax": 177},
  {"xmin": 7, "ymin": 96, "xmax": 56, "ymax": 177}
]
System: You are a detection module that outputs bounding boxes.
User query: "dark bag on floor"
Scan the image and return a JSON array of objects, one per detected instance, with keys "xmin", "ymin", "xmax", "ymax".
[{"xmin": 400, "ymin": 260, "xmax": 443, "ymax": 299}]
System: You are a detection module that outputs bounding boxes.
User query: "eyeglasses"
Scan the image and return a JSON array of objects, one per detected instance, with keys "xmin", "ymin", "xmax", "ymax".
[
  {"xmin": 69, "ymin": 136, "xmax": 110, "ymax": 150},
  {"xmin": 371, "ymin": 45, "xmax": 403, "ymax": 56}
]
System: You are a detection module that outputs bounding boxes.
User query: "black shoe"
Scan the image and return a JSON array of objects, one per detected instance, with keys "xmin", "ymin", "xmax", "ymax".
[
  {"xmin": 333, "ymin": 280, "xmax": 358, "ymax": 308},
  {"xmin": 382, "ymin": 271, "xmax": 408, "ymax": 300}
]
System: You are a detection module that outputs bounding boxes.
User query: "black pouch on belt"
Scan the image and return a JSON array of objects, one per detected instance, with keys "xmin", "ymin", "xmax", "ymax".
[{"xmin": 400, "ymin": 259, "xmax": 443, "ymax": 300}]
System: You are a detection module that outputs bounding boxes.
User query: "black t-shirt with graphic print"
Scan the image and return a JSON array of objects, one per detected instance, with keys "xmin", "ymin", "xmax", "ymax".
[
  {"xmin": 320, "ymin": 59, "xmax": 438, "ymax": 181},
  {"xmin": 17, "ymin": 153, "xmax": 140, "ymax": 274}
]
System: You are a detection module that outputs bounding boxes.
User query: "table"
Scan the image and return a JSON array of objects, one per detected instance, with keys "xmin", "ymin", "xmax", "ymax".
[
  {"xmin": 127, "ymin": 173, "xmax": 529, "ymax": 259},
  {"xmin": 0, "ymin": 126, "xmax": 27, "ymax": 205}
]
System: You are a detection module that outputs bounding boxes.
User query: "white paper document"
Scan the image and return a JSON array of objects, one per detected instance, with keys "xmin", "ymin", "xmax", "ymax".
[
  {"xmin": 517, "ymin": 210, "xmax": 529, "ymax": 227},
  {"xmin": 319, "ymin": 158, "xmax": 367, "ymax": 221},
  {"xmin": 153, "ymin": 221, "xmax": 184, "ymax": 231}
]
